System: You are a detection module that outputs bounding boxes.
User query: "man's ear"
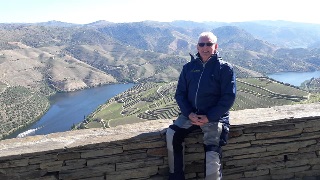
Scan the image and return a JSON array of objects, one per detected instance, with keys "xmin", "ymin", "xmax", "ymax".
[{"xmin": 214, "ymin": 43, "xmax": 218, "ymax": 53}]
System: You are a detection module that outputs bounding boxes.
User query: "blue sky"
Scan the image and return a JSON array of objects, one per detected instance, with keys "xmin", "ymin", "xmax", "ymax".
[{"xmin": 1, "ymin": 0, "xmax": 319, "ymax": 24}]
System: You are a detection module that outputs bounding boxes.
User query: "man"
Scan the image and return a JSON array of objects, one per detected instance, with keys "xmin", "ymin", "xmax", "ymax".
[{"xmin": 166, "ymin": 32, "xmax": 236, "ymax": 180}]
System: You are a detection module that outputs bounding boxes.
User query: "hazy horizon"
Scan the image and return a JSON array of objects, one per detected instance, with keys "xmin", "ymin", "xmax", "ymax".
[{"xmin": 1, "ymin": 0, "xmax": 320, "ymax": 25}]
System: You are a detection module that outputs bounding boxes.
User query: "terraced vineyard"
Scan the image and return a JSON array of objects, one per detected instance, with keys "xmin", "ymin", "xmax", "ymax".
[
  {"xmin": 233, "ymin": 78, "xmax": 308, "ymax": 110},
  {"xmin": 77, "ymin": 77, "xmax": 310, "ymax": 129}
]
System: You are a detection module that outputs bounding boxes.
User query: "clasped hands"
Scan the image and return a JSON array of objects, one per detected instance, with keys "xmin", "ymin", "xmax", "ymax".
[{"xmin": 188, "ymin": 112, "xmax": 209, "ymax": 126}]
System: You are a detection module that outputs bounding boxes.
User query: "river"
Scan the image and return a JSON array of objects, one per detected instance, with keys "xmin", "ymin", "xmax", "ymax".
[
  {"xmin": 5, "ymin": 83, "xmax": 135, "ymax": 139},
  {"xmin": 267, "ymin": 71, "xmax": 320, "ymax": 86}
]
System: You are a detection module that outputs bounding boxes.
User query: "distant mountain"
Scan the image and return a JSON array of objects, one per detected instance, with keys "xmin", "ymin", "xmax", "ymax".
[
  {"xmin": 85, "ymin": 20, "xmax": 115, "ymax": 27},
  {"xmin": 36, "ymin": 20, "xmax": 79, "ymax": 27},
  {"xmin": 1, "ymin": 20, "xmax": 320, "ymax": 89},
  {"xmin": 170, "ymin": 20, "xmax": 320, "ymax": 49},
  {"xmin": 213, "ymin": 26, "xmax": 276, "ymax": 53},
  {"xmin": 232, "ymin": 20, "xmax": 320, "ymax": 48}
]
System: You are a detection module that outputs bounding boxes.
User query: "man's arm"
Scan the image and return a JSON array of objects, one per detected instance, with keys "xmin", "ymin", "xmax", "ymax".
[
  {"xmin": 206, "ymin": 65, "xmax": 237, "ymax": 122},
  {"xmin": 175, "ymin": 66, "xmax": 194, "ymax": 118}
]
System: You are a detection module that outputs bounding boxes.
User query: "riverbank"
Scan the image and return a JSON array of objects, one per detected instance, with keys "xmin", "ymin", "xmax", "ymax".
[{"xmin": 3, "ymin": 83, "xmax": 135, "ymax": 140}]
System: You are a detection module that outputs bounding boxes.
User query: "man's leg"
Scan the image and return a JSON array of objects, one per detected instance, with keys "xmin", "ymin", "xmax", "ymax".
[
  {"xmin": 201, "ymin": 122, "xmax": 226, "ymax": 180},
  {"xmin": 204, "ymin": 145, "xmax": 222, "ymax": 180},
  {"xmin": 166, "ymin": 115, "xmax": 197, "ymax": 180}
]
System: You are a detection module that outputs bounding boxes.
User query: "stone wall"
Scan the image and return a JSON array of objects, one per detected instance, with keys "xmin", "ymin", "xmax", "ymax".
[{"xmin": 0, "ymin": 103, "xmax": 320, "ymax": 180}]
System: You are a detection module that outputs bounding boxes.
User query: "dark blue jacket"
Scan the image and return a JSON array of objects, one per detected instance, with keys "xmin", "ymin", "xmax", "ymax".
[{"xmin": 175, "ymin": 53, "xmax": 236, "ymax": 124}]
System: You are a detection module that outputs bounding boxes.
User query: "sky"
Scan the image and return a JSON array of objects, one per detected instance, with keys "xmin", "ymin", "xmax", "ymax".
[{"xmin": 0, "ymin": 0, "xmax": 319, "ymax": 25}]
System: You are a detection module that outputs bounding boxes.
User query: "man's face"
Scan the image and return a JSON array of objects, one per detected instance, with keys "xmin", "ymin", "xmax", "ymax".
[{"xmin": 197, "ymin": 36, "xmax": 217, "ymax": 61}]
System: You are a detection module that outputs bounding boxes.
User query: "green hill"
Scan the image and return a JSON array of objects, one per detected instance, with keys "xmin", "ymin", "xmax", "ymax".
[{"xmin": 301, "ymin": 77, "xmax": 320, "ymax": 93}]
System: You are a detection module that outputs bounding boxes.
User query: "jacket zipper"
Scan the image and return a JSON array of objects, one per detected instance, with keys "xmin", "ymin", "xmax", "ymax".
[{"xmin": 195, "ymin": 62, "xmax": 206, "ymax": 113}]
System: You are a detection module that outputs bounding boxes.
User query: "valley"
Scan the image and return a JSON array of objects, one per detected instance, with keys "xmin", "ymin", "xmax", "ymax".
[{"xmin": 1, "ymin": 20, "xmax": 320, "ymax": 139}]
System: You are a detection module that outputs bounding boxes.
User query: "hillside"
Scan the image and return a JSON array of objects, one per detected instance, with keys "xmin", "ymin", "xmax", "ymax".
[
  {"xmin": 1, "ymin": 21, "xmax": 320, "ymax": 85},
  {"xmin": 77, "ymin": 77, "xmax": 310, "ymax": 129},
  {"xmin": 301, "ymin": 77, "xmax": 320, "ymax": 93},
  {"xmin": 1, "ymin": 20, "xmax": 320, "ymax": 139}
]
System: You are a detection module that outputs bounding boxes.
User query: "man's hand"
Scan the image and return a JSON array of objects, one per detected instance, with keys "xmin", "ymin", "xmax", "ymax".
[{"xmin": 189, "ymin": 113, "xmax": 209, "ymax": 126}]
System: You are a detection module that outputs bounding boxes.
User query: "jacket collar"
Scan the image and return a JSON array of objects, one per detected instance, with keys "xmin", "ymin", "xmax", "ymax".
[{"xmin": 193, "ymin": 52, "xmax": 218, "ymax": 62}]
